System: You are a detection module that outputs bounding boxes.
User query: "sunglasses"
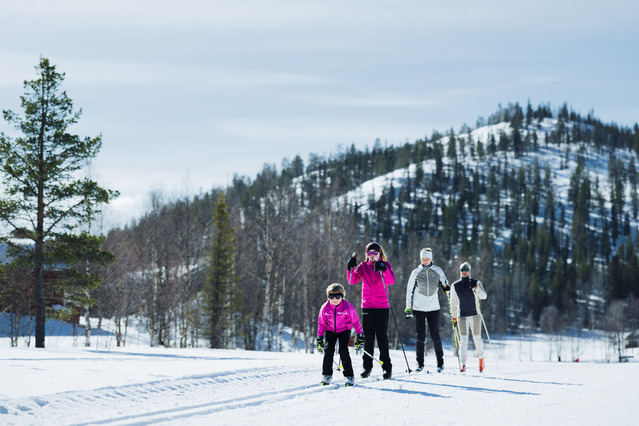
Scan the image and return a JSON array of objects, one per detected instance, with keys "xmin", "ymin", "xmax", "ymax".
[
  {"xmin": 366, "ymin": 251, "xmax": 379, "ymax": 256},
  {"xmin": 460, "ymin": 268, "xmax": 469, "ymax": 272},
  {"xmin": 328, "ymin": 293, "xmax": 343, "ymax": 299}
]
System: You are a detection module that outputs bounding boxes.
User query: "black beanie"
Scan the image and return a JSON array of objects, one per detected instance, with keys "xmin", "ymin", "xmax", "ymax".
[{"xmin": 366, "ymin": 242, "xmax": 381, "ymax": 252}]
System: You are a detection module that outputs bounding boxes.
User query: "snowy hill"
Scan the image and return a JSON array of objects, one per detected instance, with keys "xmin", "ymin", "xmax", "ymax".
[{"xmin": 339, "ymin": 117, "xmax": 638, "ymax": 253}]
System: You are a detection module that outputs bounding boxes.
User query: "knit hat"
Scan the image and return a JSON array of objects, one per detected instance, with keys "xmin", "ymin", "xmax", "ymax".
[
  {"xmin": 420, "ymin": 248, "xmax": 433, "ymax": 261},
  {"xmin": 366, "ymin": 242, "xmax": 381, "ymax": 252}
]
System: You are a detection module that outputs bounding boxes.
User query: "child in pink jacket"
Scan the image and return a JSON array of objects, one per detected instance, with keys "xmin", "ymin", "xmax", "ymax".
[{"xmin": 316, "ymin": 283, "xmax": 364, "ymax": 386}]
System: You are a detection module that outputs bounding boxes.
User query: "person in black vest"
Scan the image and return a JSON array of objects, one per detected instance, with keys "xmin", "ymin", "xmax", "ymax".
[{"xmin": 450, "ymin": 262, "xmax": 487, "ymax": 372}]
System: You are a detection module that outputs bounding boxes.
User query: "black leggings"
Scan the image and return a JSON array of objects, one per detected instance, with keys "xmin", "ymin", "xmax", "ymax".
[
  {"xmin": 322, "ymin": 330, "xmax": 354, "ymax": 376},
  {"xmin": 362, "ymin": 308, "xmax": 392, "ymax": 372},
  {"xmin": 414, "ymin": 309, "xmax": 443, "ymax": 364}
]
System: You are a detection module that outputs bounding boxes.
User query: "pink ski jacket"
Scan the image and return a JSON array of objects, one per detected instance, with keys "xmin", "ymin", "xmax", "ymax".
[
  {"xmin": 317, "ymin": 299, "xmax": 363, "ymax": 337},
  {"xmin": 346, "ymin": 261, "xmax": 395, "ymax": 309}
]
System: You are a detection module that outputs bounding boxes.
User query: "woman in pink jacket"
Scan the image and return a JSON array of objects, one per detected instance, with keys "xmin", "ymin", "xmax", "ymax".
[
  {"xmin": 316, "ymin": 283, "xmax": 364, "ymax": 386},
  {"xmin": 346, "ymin": 242, "xmax": 395, "ymax": 379}
]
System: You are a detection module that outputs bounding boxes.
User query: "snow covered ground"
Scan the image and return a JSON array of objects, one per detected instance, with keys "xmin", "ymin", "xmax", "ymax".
[{"xmin": 1, "ymin": 325, "xmax": 637, "ymax": 426}]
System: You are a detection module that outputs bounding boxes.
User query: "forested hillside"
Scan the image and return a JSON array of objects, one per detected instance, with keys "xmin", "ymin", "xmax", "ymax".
[{"xmin": 41, "ymin": 103, "xmax": 639, "ymax": 350}]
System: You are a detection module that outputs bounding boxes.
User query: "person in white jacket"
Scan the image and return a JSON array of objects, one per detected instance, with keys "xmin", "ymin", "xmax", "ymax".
[
  {"xmin": 450, "ymin": 261, "xmax": 488, "ymax": 372},
  {"xmin": 404, "ymin": 248, "xmax": 449, "ymax": 372}
]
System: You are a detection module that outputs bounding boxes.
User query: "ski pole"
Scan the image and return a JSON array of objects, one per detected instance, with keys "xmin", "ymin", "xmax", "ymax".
[
  {"xmin": 380, "ymin": 271, "xmax": 412, "ymax": 373},
  {"xmin": 362, "ymin": 349, "xmax": 383, "ymax": 366},
  {"xmin": 445, "ymin": 289, "xmax": 462, "ymax": 370},
  {"xmin": 333, "ymin": 358, "xmax": 342, "ymax": 371},
  {"xmin": 340, "ymin": 252, "xmax": 357, "ymax": 370},
  {"xmin": 473, "ymin": 287, "xmax": 500, "ymax": 370},
  {"xmin": 347, "ymin": 252, "xmax": 356, "ymax": 302}
]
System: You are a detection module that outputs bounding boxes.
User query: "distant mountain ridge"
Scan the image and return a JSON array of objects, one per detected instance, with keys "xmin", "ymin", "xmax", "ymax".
[{"xmin": 337, "ymin": 117, "xmax": 637, "ymax": 258}]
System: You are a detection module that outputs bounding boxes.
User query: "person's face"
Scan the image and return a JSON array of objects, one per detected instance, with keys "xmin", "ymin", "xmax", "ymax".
[
  {"xmin": 328, "ymin": 292, "xmax": 343, "ymax": 306},
  {"xmin": 421, "ymin": 257, "xmax": 431, "ymax": 266},
  {"xmin": 366, "ymin": 250, "xmax": 380, "ymax": 261},
  {"xmin": 460, "ymin": 267, "xmax": 470, "ymax": 277}
]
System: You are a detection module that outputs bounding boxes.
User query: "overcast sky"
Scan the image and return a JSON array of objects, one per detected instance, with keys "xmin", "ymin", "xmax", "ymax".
[{"xmin": 1, "ymin": 0, "xmax": 638, "ymax": 229}]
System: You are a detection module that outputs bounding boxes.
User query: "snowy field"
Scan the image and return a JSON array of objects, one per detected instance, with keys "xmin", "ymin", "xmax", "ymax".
[{"xmin": 1, "ymin": 320, "xmax": 637, "ymax": 425}]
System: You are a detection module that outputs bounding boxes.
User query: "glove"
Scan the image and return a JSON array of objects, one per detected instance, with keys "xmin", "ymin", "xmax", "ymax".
[
  {"xmin": 452, "ymin": 318, "xmax": 457, "ymax": 327},
  {"xmin": 470, "ymin": 280, "xmax": 477, "ymax": 289},
  {"xmin": 374, "ymin": 260, "xmax": 387, "ymax": 272},
  {"xmin": 347, "ymin": 254, "xmax": 358, "ymax": 270},
  {"xmin": 442, "ymin": 283, "xmax": 451, "ymax": 292},
  {"xmin": 316, "ymin": 336, "xmax": 325, "ymax": 353},
  {"xmin": 355, "ymin": 334, "xmax": 364, "ymax": 354},
  {"xmin": 404, "ymin": 307, "xmax": 413, "ymax": 319}
]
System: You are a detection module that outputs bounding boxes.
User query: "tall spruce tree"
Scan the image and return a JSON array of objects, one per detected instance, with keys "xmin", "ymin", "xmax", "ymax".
[
  {"xmin": 204, "ymin": 193, "xmax": 239, "ymax": 348},
  {"xmin": 0, "ymin": 57, "xmax": 118, "ymax": 348}
]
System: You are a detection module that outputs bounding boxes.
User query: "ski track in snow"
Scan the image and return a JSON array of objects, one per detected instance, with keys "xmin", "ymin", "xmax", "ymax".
[
  {"xmin": 1, "ymin": 365, "xmax": 330, "ymax": 425},
  {"xmin": 0, "ymin": 363, "xmax": 584, "ymax": 425}
]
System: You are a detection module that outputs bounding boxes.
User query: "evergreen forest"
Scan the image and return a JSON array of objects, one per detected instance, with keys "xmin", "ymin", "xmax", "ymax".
[{"xmin": 4, "ymin": 101, "xmax": 639, "ymax": 353}]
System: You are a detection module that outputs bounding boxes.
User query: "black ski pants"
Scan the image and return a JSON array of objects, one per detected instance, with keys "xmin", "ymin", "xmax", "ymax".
[
  {"xmin": 414, "ymin": 309, "xmax": 443, "ymax": 366},
  {"xmin": 362, "ymin": 308, "xmax": 392, "ymax": 373},
  {"xmin": 322, "ymin": 330, "xmax": 354, "ymax": 377}
]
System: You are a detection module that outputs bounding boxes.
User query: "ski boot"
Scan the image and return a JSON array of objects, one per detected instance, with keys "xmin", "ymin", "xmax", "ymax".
[
  {"xmin": 479, "ymin": 358, "xmax": 485, "ymax": 372},
  {"xmin": 320, "ymin": 375, "xmax": 332, "ymax": 385},
  {"xmin": 460, "ymin": 365, "xmax": 466, "ymax": 372},
  {"xmin": 345, "ymin": 376, "xmax": 355, "ymax": 386},
  {"xmin": 360, "ymin": 369, "xmax": 372, "ymax": 379},
  {"xmin": 382, "ymin": 370, "xmax": 392, "ymax": 380},
  {"xmin": 415, "ymin": 364, "xmax": 425, "ymax": 373},
  {"xmin": 437, "ymin": 357, "xmax": 444, "ymax": 373}
]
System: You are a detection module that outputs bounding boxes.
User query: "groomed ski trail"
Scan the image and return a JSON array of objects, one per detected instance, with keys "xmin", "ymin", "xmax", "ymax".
[
  {"xmin": 0, "ymin": 358, "xmax": 587, "ymax": 426},
  {"xmin": 1, "ymin": 366, "xmax": 326, "ymax": 425}
]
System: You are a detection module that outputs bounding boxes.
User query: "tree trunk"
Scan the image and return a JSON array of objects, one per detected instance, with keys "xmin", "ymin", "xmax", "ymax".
[
  {"xmin": 84, "ymin": 305, "xmax": 92, "ymax": 347},
  {"xmin": 34, "ymin": 246, "xmax": 45, "ymax": 348}
]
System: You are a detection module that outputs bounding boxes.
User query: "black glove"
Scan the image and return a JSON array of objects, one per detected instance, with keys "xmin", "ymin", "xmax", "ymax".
[
  {"xmin": 404, "ymin": 307, "xmax": 413, "ymax": 319},
  {"xmin": 441, "ymin": 283, "xmax": 451, "ymax": 292},
  {"xmin": 316, "ymin": 336, "xmax": 325, "ymax": 353},
  {"xmin": 347, "ymin": 253, "xmax": 358, "ymax": 270},
  {"xmin": 470, "ymin": 280, "xmax": 477, "ymax": 289},
  {"xmin": 355, "ymin": 334, "xmax": 364, "ymax": 353},
  {"xmin": 374, "ymin": 260, "xmax": 387, "ymax": 272}
]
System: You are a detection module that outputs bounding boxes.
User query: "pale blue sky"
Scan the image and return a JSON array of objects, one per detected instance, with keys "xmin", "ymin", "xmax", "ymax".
[{"xmin": 1, "ymin": 0, "xmax": 638, "ymax": 227}]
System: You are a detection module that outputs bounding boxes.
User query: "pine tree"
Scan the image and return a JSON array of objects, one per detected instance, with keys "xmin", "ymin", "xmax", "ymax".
[
  {"xmin": 447, "ymin": 129, "xmax": 457, "ymax": 162},
  {"xmin": 526, "ymin": 100, "xmax": 534, "ymax": 126},
  {"xmin": 488, "ymin": 133, "xmax": 497, "ymax": 155},
  {"xmin": 512, "ymin": 127, "xmax": 523, "ymax": 157},
  {"xmin": 203, "ymin": 193, "xmax": 240, "ymax": 348},
  {"xmin": 0, "ymin": 57, "xmax": 118, "ymax": 348}
]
